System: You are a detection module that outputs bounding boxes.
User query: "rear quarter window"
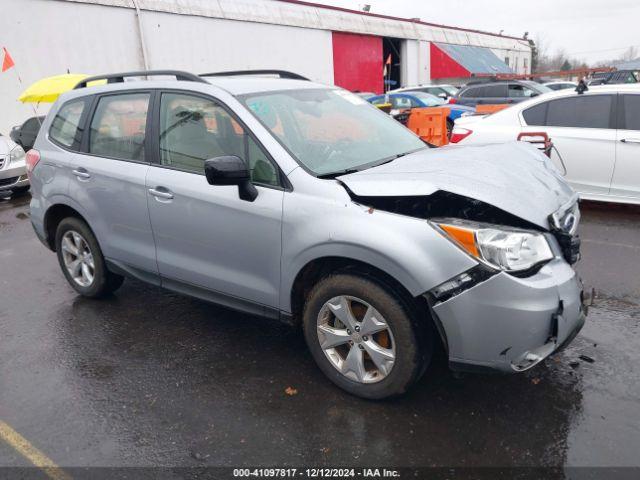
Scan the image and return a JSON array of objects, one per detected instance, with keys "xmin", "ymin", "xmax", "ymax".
[
  {"xmin": 49, "ymin": 99, "xmax": 88, "ymax": 149},
  {"xmin": 522, "ymin": 102, "xmax": 547, "ymax": 126}
]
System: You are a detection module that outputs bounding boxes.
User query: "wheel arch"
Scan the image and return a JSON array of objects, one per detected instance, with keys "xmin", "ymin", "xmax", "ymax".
[
  {"xmin": 288, "ymin": 255, "xmax": 433, "ymax": 331},
  {"xmin": 44, "ymin": 203, "xmax": 91, "ymax": 251}
]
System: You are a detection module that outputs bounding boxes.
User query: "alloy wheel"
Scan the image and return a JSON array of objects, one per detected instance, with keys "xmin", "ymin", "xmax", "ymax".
[
  {"xmin": 60, "ymin": 230, "xmax": 95, "ymax": 287},
  {"xmin": 316, "ymin": 295, "xmax": 396, "ymax": 383}
]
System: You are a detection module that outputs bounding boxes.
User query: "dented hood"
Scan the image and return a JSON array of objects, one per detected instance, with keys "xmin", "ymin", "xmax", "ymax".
[{"xmin": 337, "ymin": 142, "xmax": 576, "ymax": 230}]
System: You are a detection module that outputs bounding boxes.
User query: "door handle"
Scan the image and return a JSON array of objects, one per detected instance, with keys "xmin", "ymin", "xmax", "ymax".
[
  {"xmin": 148, "ymin": 188, "xmax": 174, "ymax": 200},
  {"xmin": 621, "ymin": 138, "xmax": 640, "ymax": 144},
  {"xmin": 72, "ymin": 168, "xmax": 91, "ymax": 179}
]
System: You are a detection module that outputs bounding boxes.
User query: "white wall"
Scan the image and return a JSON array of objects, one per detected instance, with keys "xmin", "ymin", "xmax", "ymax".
[
  {"xmin": 0, "ymin": 0, "xmax": 145, "ymax": 134},
  {"xmin": 418, "ymin": 41, "xmax": 431, "ymax": 84},
  {"xmin": 141, "ymin": 11, "xmax": 334, "ymax": 83},
  {"xmin": 400, "ymin": 40, "xmax": 419, "ymax": 87},
  {"xmin": 0, "ymin": 0, "xmax": 336, "ymax": 134}
]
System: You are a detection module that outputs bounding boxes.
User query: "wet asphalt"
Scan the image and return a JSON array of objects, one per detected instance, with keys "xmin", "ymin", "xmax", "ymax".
[{"xmin": 0, "ymin": 193, "xmax": 639, "ymax": 471}]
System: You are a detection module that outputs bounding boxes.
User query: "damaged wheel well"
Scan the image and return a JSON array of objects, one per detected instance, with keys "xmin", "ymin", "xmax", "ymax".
[{"xmin": 290, "ymin": 256, "xmax": 443, "ymax": 349}]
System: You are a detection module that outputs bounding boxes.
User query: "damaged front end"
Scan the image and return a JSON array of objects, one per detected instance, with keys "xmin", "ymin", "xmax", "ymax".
[
  {"xmin": 344, "ymin": 189, "xmax": 586, "ymax": 374},
  {"xmin": 334, "ymin": 142, "xmax": 587, "ymax": 373}
]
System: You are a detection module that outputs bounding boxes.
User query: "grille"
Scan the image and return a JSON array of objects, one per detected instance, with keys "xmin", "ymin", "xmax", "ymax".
[
  {"xmin": 553, "ymin": 230, "xmax": 581, "ymax": 264},
  {"xmin": 0, "ymin": 176, "xmax": 19, "ymax": 187},
  {"xmin": 549, "ymin": 202, "xmax": 581, "ymax": 264}
]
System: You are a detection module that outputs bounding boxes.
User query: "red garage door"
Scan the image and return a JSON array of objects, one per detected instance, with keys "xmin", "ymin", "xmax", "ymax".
[{"xmin": 332, "ymin": 32, "xmax": 383, "ymax": 94}]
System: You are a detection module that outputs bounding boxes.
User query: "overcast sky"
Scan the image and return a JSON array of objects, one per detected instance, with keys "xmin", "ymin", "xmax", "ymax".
[{"xmin": 311, "ymin": 0, "xmax": 640, "ymax": 64}]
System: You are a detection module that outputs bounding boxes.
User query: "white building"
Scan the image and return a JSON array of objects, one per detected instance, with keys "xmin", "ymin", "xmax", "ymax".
[{"xmin": 0, "ymin": 0, "xmax": 532, "ymax": 133}]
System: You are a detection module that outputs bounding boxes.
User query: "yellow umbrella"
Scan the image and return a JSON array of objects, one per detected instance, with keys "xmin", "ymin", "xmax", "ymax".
[{"xmin": 18, "ymin": 74, "xmax": 103, "ymax": 103}]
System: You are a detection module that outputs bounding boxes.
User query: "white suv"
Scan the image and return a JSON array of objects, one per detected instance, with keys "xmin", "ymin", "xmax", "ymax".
[{"xmin": 452, "ymin": 84, "xmax": 640, "ymax": 205}]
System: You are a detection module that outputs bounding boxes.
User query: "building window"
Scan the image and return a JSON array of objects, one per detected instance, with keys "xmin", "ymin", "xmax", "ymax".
[{"xmin": 504, "ymin": 56, "xmax": 510, "ymax": 67}]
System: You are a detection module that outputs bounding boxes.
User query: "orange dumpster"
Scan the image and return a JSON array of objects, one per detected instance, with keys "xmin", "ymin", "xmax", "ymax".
[{"xmin": 406, "ymin": 107, "xmax": 450, "ymax": 146}]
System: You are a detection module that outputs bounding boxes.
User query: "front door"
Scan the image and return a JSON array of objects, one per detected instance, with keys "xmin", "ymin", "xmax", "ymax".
[{"xmin": 146, "ymin": 91, "xmax": 284, "ymax": 310}]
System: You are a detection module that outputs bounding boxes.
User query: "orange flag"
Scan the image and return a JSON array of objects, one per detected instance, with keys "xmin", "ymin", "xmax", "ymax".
[
  {"xmin": 2, "ymin": 47, "xmax": 15, "ymax": 72},
  {"xmin": 385, "ymin": 53, "xmax": 392, "ymax": 65}
]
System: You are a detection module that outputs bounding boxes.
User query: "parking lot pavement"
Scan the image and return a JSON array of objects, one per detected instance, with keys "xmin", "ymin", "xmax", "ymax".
[{"xmin": 0, "ymin": 194, "xmax": 639, "ymax": 471}]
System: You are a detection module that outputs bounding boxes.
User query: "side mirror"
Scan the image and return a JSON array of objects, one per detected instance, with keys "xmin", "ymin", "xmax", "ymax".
[
  {"xmin": 204, "ymin": 155, "xmax": 258, "ymax": 202},
  {"xmin": 438, "ymin": 93, "xmax": 448, "ymax": 100}
]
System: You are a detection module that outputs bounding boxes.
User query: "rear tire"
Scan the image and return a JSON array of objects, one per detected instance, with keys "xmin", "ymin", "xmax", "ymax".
[
  {"xmin": 55, "ymin": 217, "xmax": 124, "ymax": 298},
  {"xmin": 303, "ymin": 273, "xmax": 432, "ymax": 399}
]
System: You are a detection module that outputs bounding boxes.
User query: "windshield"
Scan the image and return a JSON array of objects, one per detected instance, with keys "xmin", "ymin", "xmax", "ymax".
[
  {"xmin": 527, "ymin": 82, "xmax": 552, "ymax": 94},
  {"xmin": 440, "ymin": 85, "xmax": 458, "ymax": 96},
  {"xmin": 240, "ymin": 88, "xmax": 426, "ymax": 176},
  {"xmin": 410, "ymin": 92, "xmax": 446, "ymax": 106}
]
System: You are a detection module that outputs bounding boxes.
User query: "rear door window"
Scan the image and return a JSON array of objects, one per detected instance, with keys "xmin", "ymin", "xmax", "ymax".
[
  {"xmin": 546, "ymin": 95, "xmax": 614, "ymax": 129},
  {"xmin": 484, "ymin": 84, "xmax": 507, "ymax": 98},
  {"xmin": 460, "ymin": 87, "xmax": 478, "ymax": 98},
  {"xmin": 49, "ymin": 99, "xmax": 88, "ymax": 149},
  {"xmin": 88, "ymin": 93, "xmax": 150, "ymax": 162},
  {"xmin": 620, "ymin": 95, "xmax": 640, "ymax": 130}
]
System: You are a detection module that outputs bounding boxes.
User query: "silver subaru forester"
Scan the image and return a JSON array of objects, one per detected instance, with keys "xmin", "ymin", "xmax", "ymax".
[{"xmin": 28, "ymin": 70, "xmax": 586, "ymax": 399}]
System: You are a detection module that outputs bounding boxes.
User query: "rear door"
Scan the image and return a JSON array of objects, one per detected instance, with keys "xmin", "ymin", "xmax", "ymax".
[
  {"xmin": 521, "ymin": 94, "xmax": 617, "ymax": 196},
  {"xmin": 145, "ymin": 90, "xmax": 284, "ymax": 310},
  {"xmin": 477, "ymin": 84, "xmax": 508, "ymax": 105},
  {"xmin": 611, "ymin": 94, "xmax": 640, "ymax": 200},
  {"xmin": 70, "ymin": 91, "xmax": 157, "ymax": 275}
]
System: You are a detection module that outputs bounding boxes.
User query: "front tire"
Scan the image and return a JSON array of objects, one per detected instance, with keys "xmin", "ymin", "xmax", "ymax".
[
  {"xmin": 55, "ymin": 217, "xmax": 124, "ymax": 298},
  {"xmin": 303, "ymin": 273, "xmax": 432, "ymax": 399}
]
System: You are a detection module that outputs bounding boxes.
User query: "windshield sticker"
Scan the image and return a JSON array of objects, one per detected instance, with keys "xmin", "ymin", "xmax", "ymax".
[
  {"xmin": 332, "ymin": 90, "xmax": 367, "ymax": 105},
  {"xmin": 247, "ymin": 100, "xmax": 270, "ymax": 116}
]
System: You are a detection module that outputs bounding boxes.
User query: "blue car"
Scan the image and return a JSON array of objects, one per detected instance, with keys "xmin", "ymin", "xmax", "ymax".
[{"xmin": 368, "ymin": 92, "xmax": 475, "ymax": 136}]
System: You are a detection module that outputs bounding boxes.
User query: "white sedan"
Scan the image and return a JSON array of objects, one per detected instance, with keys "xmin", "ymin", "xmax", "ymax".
[{"xmin": 451, "ymin": 84, "xmax": 640, "ymax": 205}]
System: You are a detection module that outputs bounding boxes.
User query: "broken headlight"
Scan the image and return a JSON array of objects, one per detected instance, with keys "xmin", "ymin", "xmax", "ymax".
[{"xmin": 432, "ymin": 219, "xmax": 553, "ymax": 272}]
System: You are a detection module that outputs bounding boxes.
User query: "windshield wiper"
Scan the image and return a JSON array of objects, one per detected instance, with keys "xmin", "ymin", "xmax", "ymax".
[
  {"xmin": 317, "ymin": 168, "xmax": 360, "ymax": 179},
  {"xmin": 317, "ymin": 147, "xmax": 427, "ymax": 179},
  {"xmin": 371, "ymin": 146, "xmax": 428, "ymax": 168}
]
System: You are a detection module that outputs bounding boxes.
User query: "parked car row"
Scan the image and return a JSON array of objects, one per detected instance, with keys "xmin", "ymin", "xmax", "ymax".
[
  {"xmin": 452, "ymin": 84, "xmax": 640, "ymax": 205},
  {"xmin": 367, "ymin": 92, "xmax": 475, "ymax": 137}
]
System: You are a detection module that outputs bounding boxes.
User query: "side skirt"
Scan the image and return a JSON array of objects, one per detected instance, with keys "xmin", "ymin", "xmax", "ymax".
[{"xmin": 105, "ymin": 259, "xmax": 287, "ymax": 322}]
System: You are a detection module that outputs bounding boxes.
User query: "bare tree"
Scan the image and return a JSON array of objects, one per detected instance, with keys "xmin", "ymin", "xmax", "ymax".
[{"xmin": 621, "ymin": 46, "xmax": 638, "ymax": 62}]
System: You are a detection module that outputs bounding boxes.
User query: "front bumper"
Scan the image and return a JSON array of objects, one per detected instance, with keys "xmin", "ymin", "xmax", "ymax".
[
  {"xmin": 0, "ymin": 160, "xmax": 29, "ymax": 193},
  {"xmin": 431, "ymin": 258, "xmax": 586, "ymax": 373}
]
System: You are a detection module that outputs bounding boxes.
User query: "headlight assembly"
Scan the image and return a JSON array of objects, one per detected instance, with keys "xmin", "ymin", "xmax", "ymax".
[
  {"xmin": 432, "ymin": 219, "xmax": 554, "ymax": 272},
  {"xmin": 9, "ymin": 145, "xmax": 26, "ymax": 164}
]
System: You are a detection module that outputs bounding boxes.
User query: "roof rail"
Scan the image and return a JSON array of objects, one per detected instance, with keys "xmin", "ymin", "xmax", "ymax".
[
  {"xmin": 74, "ymin": 70, "xmax": 207, "ymax": 89},
  {"xmin": 200, "ymin": 70, "xmax": 310, "ymax": 81}
]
